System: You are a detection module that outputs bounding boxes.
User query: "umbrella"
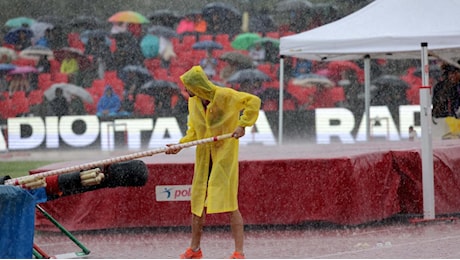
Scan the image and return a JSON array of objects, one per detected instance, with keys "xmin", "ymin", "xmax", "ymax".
[
  {"xmin": 250, "ymin": 37, "xmax": 280, "ymax": 49},
  {"xmin": 227, "ymin": 69, "xmax": 272, "ymax": 84},
  {"xmin": 219, "ymin": 52, "xmax": 254, "ymax": 69},
  {"xmin": 147, "ymin": 9, "xmax": 182, "ymax": 27},
  {"xmin": 30, "ymin": 22, "xmax": 54, "ymax": 45},
  {"xmin": 0, "ymin": 64, "xmax": 16, "ymax": 74},
  {"xmin": 275, "ymin": 0, "xmax": 314, "ymax": 12},
  {"xmin": 139, "ymin": 80, "xmax": 180, "ymax": 96},
  {"xmin": 147, "ymin": 25, "xmax": 178, "ymax": 38},
  {"xmin": 0, "ymin": 47, "xmax": 18, "ymax": 62},
  {"xmin": 19, "ymin": 46, "xmax": 54, "ymax": 60},
  {"xmin": 53, "ymin": 47, "xmax": 92, "ymax": 69},
  {"xmin": 249, "ymin": 14, "xmax": 278, "ymax": 33},
  {"xmin": 44, "ymin": 83, "xmax": 93, "ymax": 103},
  {"xmin": 292, "ymin": 73, "xmax": 335, "ymax": 88},
  {"xmin": 231, "ymin": 33, "xmax": 262, "ymax": 50},
  {"xmin": 68, "ymin": 15, "xmax": 106, "ymax": 30},
  {"xmin": 108, "ymin": 11, "xmax": 149, "ymax": 24},
  {"xmin": 3, "ymin": 27, "xmax": 34, "ymax": 45},
  {"xmin": 118, "ymin": 65, "xmax": 153, "ymax": 84},
  {"xmin": 5, "ymin": 17, "xmax": 36, "ymax": 28},
  {"xmin": 140, "ymin": 34, "xmax": 160, "ymax": 59},
  {"xmin": 80, "ymin": 29, "xmax": 112, "ymax": 46},
  {"xmin": 35, "ymin": 15, "xmax": 66, "ymax": 27},
  {"xmin": 192, "ymin": 41, "xmax": 223, "ymax": 50},
  {"xmin": 8, "ymin": 66, "xmax": 38, "ymax": 75},
  {"xmin": 202, "ymin": 2, "xmax": 242, "ymax": 35},
  {"xmin": 367, "ymin": 75, "xmax": 410, "ymax": 105}
]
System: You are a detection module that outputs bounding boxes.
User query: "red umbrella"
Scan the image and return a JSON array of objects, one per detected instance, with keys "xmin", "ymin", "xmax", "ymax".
[{"xmin": 53, "ymin": 47, "xmax": 92, "ymax": 70}]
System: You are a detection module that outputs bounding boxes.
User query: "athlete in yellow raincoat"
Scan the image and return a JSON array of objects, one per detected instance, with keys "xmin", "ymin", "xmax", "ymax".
[{"xmin": 167, "ymin": 65, "xmax": 260, "ymax": 259}]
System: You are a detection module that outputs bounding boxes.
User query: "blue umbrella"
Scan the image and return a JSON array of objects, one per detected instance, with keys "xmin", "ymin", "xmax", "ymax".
[
  {"xmin": 4, "ymin": 27, "xmax": 34, "ymax": 45},
  {"xmin": 192, "ymin": 40, "xmax": 223, "ymax": 50},
  {"xmin": 140, "ymin": 34, "xmax": 160, "ymax": 59},
  {"xmin": 0, "ymin": 63, "xmax": 16, "ymax": 74}
]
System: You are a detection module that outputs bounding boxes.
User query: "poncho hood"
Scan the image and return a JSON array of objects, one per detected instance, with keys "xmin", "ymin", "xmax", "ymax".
[{"xmin": 180, "ymin": 65, "xmax": 215, "ymax": 101}]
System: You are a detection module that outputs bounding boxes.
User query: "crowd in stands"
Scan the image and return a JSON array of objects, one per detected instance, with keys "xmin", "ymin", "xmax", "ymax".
[{"xmin": 0, "ymin": 3, "xmax": 433, "ymax": 125}]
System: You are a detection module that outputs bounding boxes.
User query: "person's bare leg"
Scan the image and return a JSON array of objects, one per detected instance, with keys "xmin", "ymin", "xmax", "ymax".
[
  {"xmin": 190, "ymin": 212, "xmax": 205, "ymax": 250},
  {"xmin": 230, "ymin": 209, "xmax": 244, "ymax": 253}
]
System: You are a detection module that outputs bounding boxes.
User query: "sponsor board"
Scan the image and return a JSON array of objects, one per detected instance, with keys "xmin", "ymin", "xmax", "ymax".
[{"xmin": 155, "ymin": 185, "xmax": 192, "ymax": 201}]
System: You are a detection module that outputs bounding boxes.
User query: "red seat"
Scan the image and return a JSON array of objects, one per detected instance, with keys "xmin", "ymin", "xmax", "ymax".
[
  {"xmin": 91, "ymin": 79, "xmax": 106, "ymax": 93},
  {"xmin": 10, "ymin": 91, "xmax": 29, "ymax": 116},
  {"xmin": 144, "ymin": 58, "xmax": 162, "ymax": 74},
  {"xmin": 28, "ymin": 89, "xmax": 44, "ymax": 106},
  {"xmin": 198, "ymin": 34, "xmax": 213, "ymax": 41},
  {"xmin": 265, "ymin": 31, "xmax": 280, "ymax": 39},
  {"xmin": 51, "ymin": 72, "xmax": 68, "ymax": 83},
  {"xmin": 49, "ymin": 59, "xmax": 61, "ymax": 74},
  {"xmin": 134, "ymin": 94, "xmax": 154, "ymax": 115},
  {"xmin": 38, "ymin": 73, "xmax": 53, "ymax": 90},
  {"xmin": 180, "ymin": 34, "xmax": 197, "ymax": 48},
  {"xmin": 0, "ymin": 98, "xmax": 13, "ymax": 119}
]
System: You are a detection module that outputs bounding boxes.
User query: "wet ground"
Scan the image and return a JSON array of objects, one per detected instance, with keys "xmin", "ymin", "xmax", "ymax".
[{"xmin": 33, "ymin": 217, "xmax": 460, "ymax": 259}]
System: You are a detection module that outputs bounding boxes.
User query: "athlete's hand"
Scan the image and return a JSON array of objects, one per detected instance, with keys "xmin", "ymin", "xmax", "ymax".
[
  {"xmin": 165, "ymin": 144, "xmax": 182, "ymax": 154},
  {"xmin": 232, "ymin": 126, "xmax": 245, "ymax": 139}
]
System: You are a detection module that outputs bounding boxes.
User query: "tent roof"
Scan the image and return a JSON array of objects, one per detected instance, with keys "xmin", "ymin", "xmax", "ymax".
[{"xmin": 279, "ymin": 0, "xmax": 460, "ymax": 62}]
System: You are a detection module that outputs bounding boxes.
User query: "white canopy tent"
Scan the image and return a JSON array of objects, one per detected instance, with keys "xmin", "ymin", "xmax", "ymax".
[{"xmin": 279, "ymin": 0, "xmax": 460, "ymax": 220}]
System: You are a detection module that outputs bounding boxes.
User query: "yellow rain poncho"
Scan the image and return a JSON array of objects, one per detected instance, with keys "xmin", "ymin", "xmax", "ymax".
[{"xmin": 180, "ymin": 66, "xmax": 261, "ymax": 216}]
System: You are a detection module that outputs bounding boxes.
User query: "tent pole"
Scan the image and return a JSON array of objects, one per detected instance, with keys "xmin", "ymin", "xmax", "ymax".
[
  {"xmin": 364, "ymin": 56, "xmax": 371, "ymax": 141},
  {"xmin": 420, "ymin": 42, "xmax": 435, "ymax": 219},
  {"xmin": 278, "ymin": 56, "xmax": 285, "ymax": 145}
]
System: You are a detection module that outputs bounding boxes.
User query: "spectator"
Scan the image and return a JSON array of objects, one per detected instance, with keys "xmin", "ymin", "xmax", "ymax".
[
  {"xmin": 69, "ymin": 94, "xmax": 87, "ymax": 115},
  {"xmin": 96, "ymin": 85, "xmax": 121, "ymax": 117},
  {"xmin": 194, "ymin": 14, "xmax": 207, "ymax": 34},
  {"xmin": 248, "ymin": 42, "xmax": 266, "ymax": 65},
  {"xmin": 60, "ymin": 52, "xmax": 80, "ymax": 84},
  {"xmin": 199, "ymin": 49, "xmax": 218, "ymax": 79},
  {"xmin": 8, "ymin": 74, "xmax": 30, "ymax": 95},
  {"xmin": 408, "ymin": 125, "xmax": 417, "ymax": 141},
  {"xmin": 176, "ymin": 14, "xmax": 195, "ymax": 35},
  {"xmin": 36, "ymin": 55, "xmax": 51, "ymax": 73},
  {"xmin": 49, "ymin": 87, "xmax": 69, "ymax": 117},
  {"xmin": 432, "ymin": 63, "xmax": 460, "ymax": 118}
]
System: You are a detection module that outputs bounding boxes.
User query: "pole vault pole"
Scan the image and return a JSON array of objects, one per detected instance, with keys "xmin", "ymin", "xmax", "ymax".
[{"xmin": 5, "ymin": 133, "xmax": 234, "ymax": 188}]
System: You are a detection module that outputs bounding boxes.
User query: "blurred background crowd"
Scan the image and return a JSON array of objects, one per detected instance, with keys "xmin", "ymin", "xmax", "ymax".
[{"xmin": 0, "ymin": 0, "xmax": 445, "ymax": 131}]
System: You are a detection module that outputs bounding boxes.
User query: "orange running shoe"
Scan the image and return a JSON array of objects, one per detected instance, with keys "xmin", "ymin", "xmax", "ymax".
[
  {"xmin": 230, "ymin": 251, "xmax": 245, "ymax": 259},
  {"xmin": 180, "ymin": 247, "xmax": 203, "ymax": 259}
]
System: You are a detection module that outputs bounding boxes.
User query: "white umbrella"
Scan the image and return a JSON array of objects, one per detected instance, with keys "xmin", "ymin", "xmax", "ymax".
[
  {"xmin": 19, "ymin": 46, "xmax": 54, "ymax": 60},
  {"xmin": 44, "ymin": 83, "xmax": 93, "ymax": 104}
]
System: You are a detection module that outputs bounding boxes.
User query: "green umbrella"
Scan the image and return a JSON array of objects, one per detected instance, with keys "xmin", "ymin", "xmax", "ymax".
[
  {"xmin": 5, "ymin": 17, "xmax": 36, "ymax": 28},
  {"xmin": 231, "ymin": 32, "xmax": 261, "ymax": 50}
]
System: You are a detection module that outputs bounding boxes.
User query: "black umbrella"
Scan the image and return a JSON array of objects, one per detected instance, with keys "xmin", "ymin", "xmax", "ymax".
[
  {"xmin": 68, "ymin": 15, "xmax": 106, "ymax": 30},
  {"xmin": 139, "ymin": 80, "xmax": 181, "ymax": 115},
  {"xmin": 202, "ymin": 2, "xmax": 242, "ymax": 35},
  {"xmin": 227, "ymin": 69, "xmax": 272, "ymax": 84},
  {"xmin": 275, "ymin": 0, "xmax": 314, "ymax": 12},
  {"xmin": 192, "ymin": 40, "xmax": 223, "ymax": 50},
  {"xmin": 148, "ymin": 9, "xmax": 182, "ymax": 28},
  {"xmin": 369, "ymin": 75, "xmax": 409, "ymax": 106},
  {"xmin": 118, "ymin": 65, "xmax": 154, "ymax": 85},
  {"xmin": 147, "ymin": 25, "xmax": 178, "ymax": 39},
  {"xmin": 219, "ymin": 52, "xmax": 254, "ymax": 69},
  {"xmin": 139, "ymin": 80, "xmax": 180, "ymax": 96}
]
